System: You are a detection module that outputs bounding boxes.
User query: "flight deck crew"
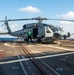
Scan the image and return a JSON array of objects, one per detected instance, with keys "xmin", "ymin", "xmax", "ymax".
[{"xmin": 27, "ymin": 30, "xmax": 33, "ymax": 43}]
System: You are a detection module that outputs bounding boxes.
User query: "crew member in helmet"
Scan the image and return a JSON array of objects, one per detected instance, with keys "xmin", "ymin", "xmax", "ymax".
[{"xmin": 27, "ymin": 30, "xmax": 33, "ymax": 43}]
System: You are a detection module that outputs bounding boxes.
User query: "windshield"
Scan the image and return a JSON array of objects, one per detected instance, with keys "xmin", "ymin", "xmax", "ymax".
[{"xmin": 49, "ymin": 25, "xmax": 63, "ymax": 32}]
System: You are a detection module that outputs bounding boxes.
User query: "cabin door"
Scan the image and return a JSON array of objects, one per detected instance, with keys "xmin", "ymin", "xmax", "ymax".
[{"xmin": 33, "ymin": 28, "xmax": 38, "ymax": 38}]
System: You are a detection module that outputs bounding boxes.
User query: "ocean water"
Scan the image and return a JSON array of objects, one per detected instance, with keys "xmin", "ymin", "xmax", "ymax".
[{"xmin": 0, "ymin": 38, "xmax": 18, "ymax": 41}]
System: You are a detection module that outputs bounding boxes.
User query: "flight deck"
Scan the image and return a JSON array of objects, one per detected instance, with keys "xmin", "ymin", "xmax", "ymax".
[{"xmin": 0, "ymin": 40, "xmax": 74, "ymax": 75}]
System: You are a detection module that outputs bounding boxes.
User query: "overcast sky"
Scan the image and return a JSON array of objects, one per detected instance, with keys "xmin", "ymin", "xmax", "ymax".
[{"xmin": 0, "ymin": 0, "xmax": 74, "ymax": 37}]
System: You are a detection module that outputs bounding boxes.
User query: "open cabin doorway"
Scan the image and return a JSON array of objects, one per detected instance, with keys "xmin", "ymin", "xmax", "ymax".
[{"xmin": 33, "ymin": 28, "xmax": 38, "ymax": 38}]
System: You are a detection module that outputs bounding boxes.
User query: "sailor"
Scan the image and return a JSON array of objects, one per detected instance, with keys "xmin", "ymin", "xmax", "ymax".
[{"xmin": 27, "ymin": 30, "xmax": 33, "ymax": 43}]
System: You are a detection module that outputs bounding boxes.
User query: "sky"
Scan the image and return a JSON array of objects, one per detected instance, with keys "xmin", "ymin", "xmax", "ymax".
[{"xmin": 0, "ymin": 0, "xmax": 74, "ymax": 38}]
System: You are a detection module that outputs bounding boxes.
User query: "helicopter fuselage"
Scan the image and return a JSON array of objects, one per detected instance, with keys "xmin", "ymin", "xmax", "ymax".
[{"xmin": 8, "ymin": 22, "xmax": 66, "ymax": 43}]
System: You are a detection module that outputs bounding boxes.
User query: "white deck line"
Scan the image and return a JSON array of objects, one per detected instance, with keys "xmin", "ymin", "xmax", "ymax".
[
  {"xmin": 0, "ymin": 52, "xmax": 74, "ymax": 64},
  {"xmin": 35, "ymin": 52, "xmax": 74, "ymax": 59},
  {"xmin": 40, "ymin": 59, "xmax": 61, "ymax": 75},
  {"xmin": 0, "ymin": 58, "xmax": 29, "ymax": 65},
  {"xmin": 15, "ymin": 43, "xmax": 28, "ymax": 75}
]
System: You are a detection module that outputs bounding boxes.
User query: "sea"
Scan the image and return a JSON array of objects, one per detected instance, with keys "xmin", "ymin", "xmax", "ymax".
[
  {"xmin": 0, "ymin": 38, "xmax": 24, "ymax": 42},
  {"xmin": 0, "ymin": 34, "xmax": 74, "ymax": 42}
]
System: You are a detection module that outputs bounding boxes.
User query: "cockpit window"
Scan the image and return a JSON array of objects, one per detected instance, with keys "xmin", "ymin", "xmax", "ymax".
[
  {"xmin": 46, "ymin": 30, "xmax": 51, "ymax": 33},
  {"xmin": 57, "ymin": 26, "xmax": 63, "ymax": 31},
  {"xmin": 49, "ymin": 25, "xmax": 63, "ymax": 32},
  {"xmin": 49, "ymin": 26, "xmax": 57, "ymax": 32},
  {"xmin": 46, "ymin": 26, "xmax": 51, "ymax": 33}
]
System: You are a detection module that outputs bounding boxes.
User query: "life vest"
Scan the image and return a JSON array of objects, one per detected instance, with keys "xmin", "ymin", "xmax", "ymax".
[{"xmin": 28, "ymin": 31, "xmax": 32, "ymax": 36}]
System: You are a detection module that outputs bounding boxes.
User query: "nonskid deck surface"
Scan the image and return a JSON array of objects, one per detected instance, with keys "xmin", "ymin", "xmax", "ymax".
[{"xmin": 0, "ymin": 40, "xmax": 74, "ymax": 75}]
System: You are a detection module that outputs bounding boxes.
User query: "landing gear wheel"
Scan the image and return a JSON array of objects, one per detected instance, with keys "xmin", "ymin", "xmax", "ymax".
[{"xmin": 37, "ymin": 38, "xmax": 42, "ymax": 43}]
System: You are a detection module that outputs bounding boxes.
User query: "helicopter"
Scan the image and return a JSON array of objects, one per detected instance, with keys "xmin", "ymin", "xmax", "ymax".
[{"xmin": 0, "ymin": 16, "xmax": 71, "ymax": 43}]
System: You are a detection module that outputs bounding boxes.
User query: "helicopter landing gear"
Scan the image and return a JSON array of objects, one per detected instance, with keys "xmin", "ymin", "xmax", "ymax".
[
  {"xmin": 24, "ymin": 38, "xmax": 27, "ymax": 41},
  {"xmin": 54, "ymin": 33, "xmax": 60, "ymax": 40},
  {"xmin": 37, "ymin": 38, "xmax": 42, "ymax": 43}
]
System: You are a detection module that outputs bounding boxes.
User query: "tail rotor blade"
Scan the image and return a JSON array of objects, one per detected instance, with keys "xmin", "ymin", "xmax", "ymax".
[
  {"xmin": 5, "ymin": 16, "xmax": 7, "ymax": 20},
  {"xmin": 1, "ymin": 23, "xmax": 5, "ymax": 27}
]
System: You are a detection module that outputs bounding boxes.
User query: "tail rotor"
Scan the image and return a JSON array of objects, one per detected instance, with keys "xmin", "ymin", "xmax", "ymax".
[{"xmin": 1, "ymin": 16, "xmax": 8, "ymax": 29}]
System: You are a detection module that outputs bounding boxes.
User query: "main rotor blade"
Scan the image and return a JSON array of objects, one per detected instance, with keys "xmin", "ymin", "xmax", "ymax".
[
  {"xmin": 8, "ymin": 18, "xmax": 47, "ymax": 21},
  {"xmin": 8, "ymin": 18, "xmax": 34, "ymax": 21},
  {"xmin": 8, "ymin": 18, "xmax": 74, "ymax": 22},
  {"xmin": 0, "ymin": 18, "xmax": 36, "ymax": 22},
  {"xmin": 47, "ymin": 19, "xmax": 74, "ymax": 22},
  {"xmin": 0, "ymin": 17, "xmax": 74, "ymax": 22}
]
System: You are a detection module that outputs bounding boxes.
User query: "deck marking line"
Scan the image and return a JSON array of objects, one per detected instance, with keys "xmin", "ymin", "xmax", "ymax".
[
  {"xmin": 0, "ymin": 58, "xmax": 29, "ymax": 64},
  {"xmin": 40, "ymin": 59, "xmax": 60, "ymax": 75},
  {"xmin": 43, "ymin": 45, "xmax": 73, "ymax": 50},
  {"xmin": 35, "ymin": 52, "xmax": 74, "ymax": 59},
  {"xmin": 0, "ymin": 52, "xmax": 73, "ymax": 65},
  {"xmin": 15, "ymin": 43, "xmax": 28, "ymax": 75}
]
